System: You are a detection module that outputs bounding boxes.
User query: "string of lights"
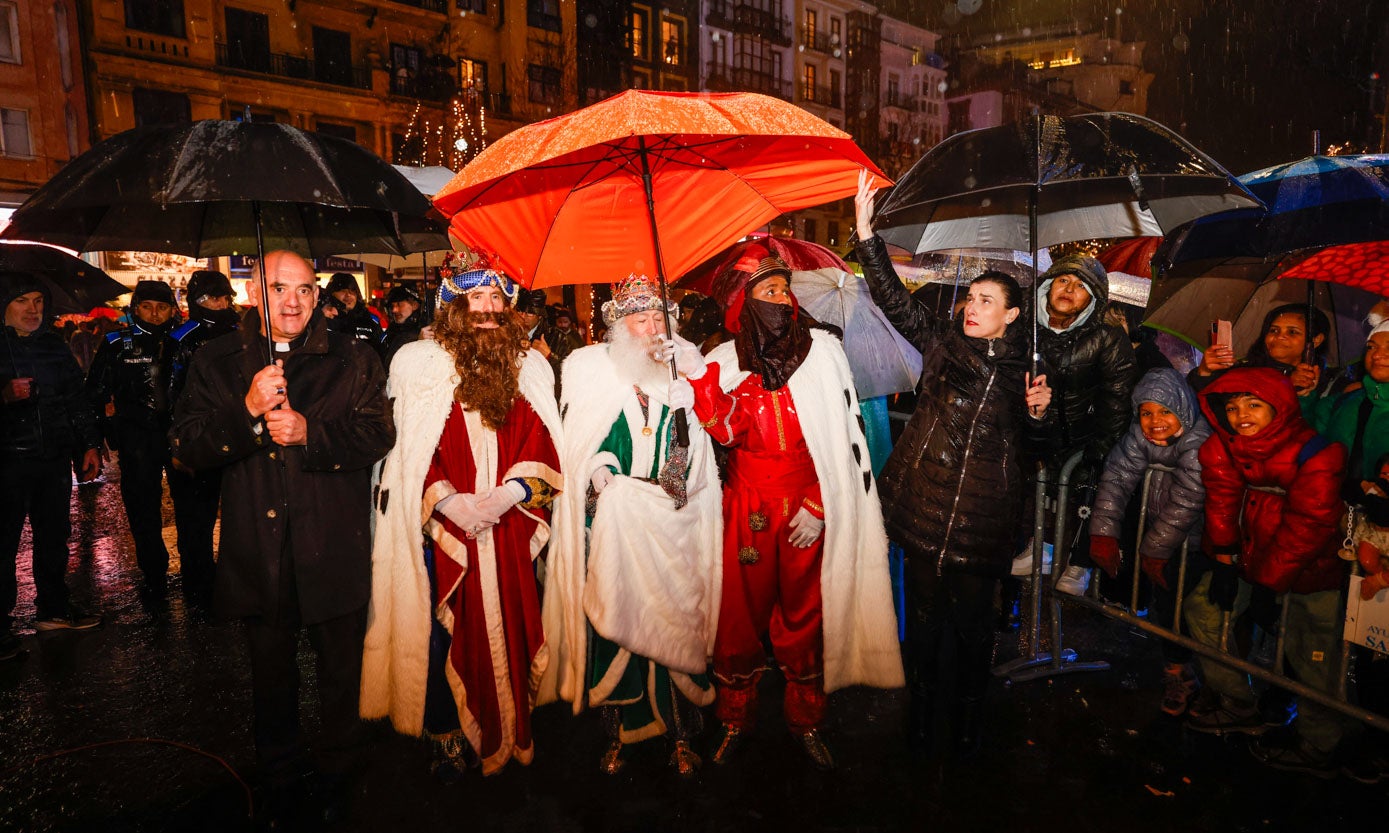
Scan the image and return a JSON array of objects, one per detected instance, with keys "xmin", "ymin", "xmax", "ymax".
[{"xmin": 397, "ymin": 87, "xmax": 490, "ymax": 170}]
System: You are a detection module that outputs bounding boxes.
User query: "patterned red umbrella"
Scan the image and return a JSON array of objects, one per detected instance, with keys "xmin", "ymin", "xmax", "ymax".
[
  {"xmin": 677, "ymin": 233, "xmax": 847, "ymax": 294},
  {"xmin": 1278, "ymin": 241, "xmax": 1389, "ymax": 297},
  {"xmin": 1096, "ymin": 236, "xmax": 1162, "ymax": 279}
]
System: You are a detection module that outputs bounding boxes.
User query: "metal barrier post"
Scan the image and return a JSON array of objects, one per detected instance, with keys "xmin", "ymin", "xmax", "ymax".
[{"xmin": 993, "ymin": 461, "xmax": 1067, "ymax": 677}]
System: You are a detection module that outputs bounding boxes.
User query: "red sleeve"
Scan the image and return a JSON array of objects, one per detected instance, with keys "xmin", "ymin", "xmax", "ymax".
[
  {"xmin": 690, "ymin": 362, "xmax": 752, "ymax": 448},
  {"xmin": 1245, "ymin": 442, "xmax": 1347, "ymax": 593},
  {"xmin": 1198, "ymin": 436, "xmax": 1242, "ymax": 554},
  {"xmin": 800, "ymin": 484, "xmax": 825, "ymax": 520}
]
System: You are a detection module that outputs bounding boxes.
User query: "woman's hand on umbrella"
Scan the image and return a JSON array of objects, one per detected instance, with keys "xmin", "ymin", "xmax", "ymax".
[
  {"xmin": 1197, "ymin": 344, "xmax": 1235, "ymax": 376},
  {"xmin": 1290, "ymin": 362, "xmax": 1320, "ymax": 395},
  {"xmin": 1025, "ymin": 372, "xmax": 1051, "ymax": 418},
  {"xmin": 855, "ymin": 169, "xmax": 879, "ymax": 242}
]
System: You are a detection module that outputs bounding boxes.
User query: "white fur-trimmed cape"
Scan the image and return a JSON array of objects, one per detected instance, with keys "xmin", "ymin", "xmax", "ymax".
[
  {"xmin": 360, "ymin": 339, "xmax": 562, "ymax": 737},
  {"xmin": 706, "ymin": 330, "xmax": 905, "ymax": 692}
]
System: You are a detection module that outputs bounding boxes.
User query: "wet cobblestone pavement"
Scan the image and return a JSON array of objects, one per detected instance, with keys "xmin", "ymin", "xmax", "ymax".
[{"xmin": 0, "ymin": 466, "xmax": 1382, "ymax": 832}]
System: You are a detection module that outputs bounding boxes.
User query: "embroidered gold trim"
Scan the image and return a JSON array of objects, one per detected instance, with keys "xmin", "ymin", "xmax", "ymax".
[
  {"xmin": 771, "ymin": 390, "xmax": 787, "ymax": 451},
  {"xmin": 803, "ymin": 498, "xmax": 824, "ymax": 513}
]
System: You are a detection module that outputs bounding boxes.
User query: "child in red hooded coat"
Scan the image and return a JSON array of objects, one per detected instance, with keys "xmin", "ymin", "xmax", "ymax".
[{"xmin": 1185, "ymin": 367, "xmax": 1348, "ymax": 776}]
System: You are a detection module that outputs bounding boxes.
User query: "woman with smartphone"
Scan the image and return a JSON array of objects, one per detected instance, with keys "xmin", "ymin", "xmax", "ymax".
[{"xmin": 1190, "ymin": 303, "xmax": 1335, "ymax": 418}]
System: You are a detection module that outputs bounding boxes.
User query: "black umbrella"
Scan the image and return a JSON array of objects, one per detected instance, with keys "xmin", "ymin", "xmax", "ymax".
[
  {"xmin": 1, "ymin": 120, "xmax": 450, "ymax": 354},
  {"xmin": 869, "ymin": 113, "xmax": 1260, "ymax": 368},
  {"xmin": 0, "ymin": 241, "xmax": 129, "ymax": 315}
]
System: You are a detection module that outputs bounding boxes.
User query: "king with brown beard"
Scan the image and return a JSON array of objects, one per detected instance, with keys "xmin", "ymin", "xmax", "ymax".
[{"xmin": 361, "ymin": 266, "xmax": 563, "ymax": 777}]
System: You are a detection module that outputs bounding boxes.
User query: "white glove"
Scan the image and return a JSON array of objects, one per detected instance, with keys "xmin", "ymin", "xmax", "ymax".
[
  {"xmin": 476, "ymin": 480, "xmax": 527, "ymax": 519},
  {"xmin": 662, "ymin": 335, "xmax": 707, "ymax": 379},
  {"xmin": 787, "ymin": 507, "xmax": 825, "ymax": 548},
  {"xmin": 668, "ymin": 379, "xmax": 695, "ymax": 411},
  {"xmin": 590, "ymin": 467, "xmax": 615, "ymax": 494},
  {"xmin": 436, "ymin": 492, "xmax": 500, "ymax": 538}
]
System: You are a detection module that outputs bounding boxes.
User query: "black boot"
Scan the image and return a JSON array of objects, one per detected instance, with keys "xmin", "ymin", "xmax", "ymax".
[{"xmin": 952, "ymin": 696, "xmax": 984, "ymax": 760}]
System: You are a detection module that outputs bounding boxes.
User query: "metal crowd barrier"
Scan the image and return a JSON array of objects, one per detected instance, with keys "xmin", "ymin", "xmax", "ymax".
[{"xmin": 993, "ymin": 451, "xmax": 1389, "ymax": 734}]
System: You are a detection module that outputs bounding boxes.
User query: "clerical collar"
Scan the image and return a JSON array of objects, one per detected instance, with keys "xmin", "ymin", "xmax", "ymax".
[{"xmin": 273, "ymin": 331, "xmax": 310, "ymax": 354}]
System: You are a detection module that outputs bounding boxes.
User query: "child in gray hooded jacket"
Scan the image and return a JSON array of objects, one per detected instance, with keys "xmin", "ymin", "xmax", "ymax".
[{"xmin": 1088, "ymin": 367, "xmax": 1212, "ymax": 716}]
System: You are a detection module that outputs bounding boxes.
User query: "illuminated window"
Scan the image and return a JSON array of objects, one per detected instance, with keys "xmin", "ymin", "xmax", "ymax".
[
  {"xmin": 629, "ymin": 5, "xmax": 649, "ymax": 61},
  {"xmin": 460, "ymin": 57, "xmax": 488, "ymax": 91},
  {"xmin": 804, "ymin": 9, "xmax": 816, "ymax": 39},
  {"xmin": 802, "ymin": 63, "xmax": 816, "ymax": 102},
  {"xmin": 661, "ymin": 16, "xmax": 685, "ymax": 66}
]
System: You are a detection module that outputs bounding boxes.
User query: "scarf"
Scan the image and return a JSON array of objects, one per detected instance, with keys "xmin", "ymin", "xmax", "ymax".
[{"xmin": 734, "ymin": 297, "xmax": 812, "ymax": 392}]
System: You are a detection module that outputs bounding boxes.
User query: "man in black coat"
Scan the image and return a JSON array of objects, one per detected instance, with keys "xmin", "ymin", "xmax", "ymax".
[
  {"xmin": 322, "ymin": 271, "xmax": 384, "ymax": 353},
  {"xmin": 87, "ymin": 280, "xmax": 180, "ymax": 596},
  {"xmin": 1, "ymin": 272, "xmax": 103, "ymax": 659},
  {"xmin": 379, "ymin": 284, "xmax": 426, "ymax": 370},
  {"xmin": 164, "ymin": 269, "xmax": 240, "ymax": 600},
  {"xmin": 169, "ymin": 251, "xmax": 394, "ymax": 816},
  {"xmin": 1013, "ymin": 254, "xmax": 1138, "ymax": 595}
]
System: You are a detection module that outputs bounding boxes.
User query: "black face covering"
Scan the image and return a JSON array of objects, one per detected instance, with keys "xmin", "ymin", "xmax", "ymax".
[
  {"xmin": 195, "ymin": 305, "xmax": 240, "ymax": 331},
  {"xmin": 734, "ymin": 296, "xmax": 812, "ymax": 392}
]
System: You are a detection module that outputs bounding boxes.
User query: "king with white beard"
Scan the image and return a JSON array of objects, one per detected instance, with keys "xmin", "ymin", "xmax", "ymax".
[{"xmin": 541, "ymin": 274, "xmax": 723, "ymax": 776}]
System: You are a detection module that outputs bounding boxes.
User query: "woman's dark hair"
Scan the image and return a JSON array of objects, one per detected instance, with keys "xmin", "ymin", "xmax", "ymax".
[
  {"xmin": 968, "ymin": 270, "xmax": 1023, "ymax": 310},
  {"xmin": 1247, "ymin": 303, "xmax": 1331, "ymax": 364}
]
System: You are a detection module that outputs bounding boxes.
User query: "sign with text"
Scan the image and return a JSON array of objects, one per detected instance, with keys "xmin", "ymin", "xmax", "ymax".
[{"xmin": 1344, "ymin": 575, "xmax": 1389, "ymax": 655}]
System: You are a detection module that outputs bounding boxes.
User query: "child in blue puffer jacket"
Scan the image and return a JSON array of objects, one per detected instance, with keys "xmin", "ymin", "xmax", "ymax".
[{"xmin": 1088, "ymin": 368, "xmax": 1212, "ymax": 716}]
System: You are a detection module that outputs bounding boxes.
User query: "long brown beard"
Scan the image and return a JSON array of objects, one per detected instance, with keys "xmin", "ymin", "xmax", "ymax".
[{"xmin": 433, "ymin": 302, "xmax": 526, "ymax": 432}]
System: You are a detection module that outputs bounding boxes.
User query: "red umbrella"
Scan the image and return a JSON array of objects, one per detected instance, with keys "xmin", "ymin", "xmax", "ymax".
[
  {"xmin": 433, "ymin": 90, "xmax": 889, "ymax": 291},
  {"xmin": 88, "ymin": 305, "xmax": 121, "ymax": 319},
  {"xmin": 678, "ymin": 233, "xmax": 847, "ymax": 294},
  {"xmin": 1096, "ymin": 236, "xmax": 1162, "ymax": 280},
  {"xmin": 1277, "ymin": 241, "xmax": 1389, "ymax": 297}
]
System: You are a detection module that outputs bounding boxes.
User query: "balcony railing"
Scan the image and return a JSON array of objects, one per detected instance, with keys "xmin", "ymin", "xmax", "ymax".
[
  {"xmin": 798, "ymin": 82, "xmax": 841, "ymax": 108},
  {"xmin": 882, "ymin": 89, "xmax": 910, "ymax": 109},
  {"xmin": 706, "ymin": 0, "xmax": 791, "ymax": 46},
  {"xmin": 216, "ymin": 43, "xmax": 371, "ymax": 90},
  {"xmin": 705, "ymin": 61, "xmax": 791, "ymax": 100},
  {"xmin": 489, "ymin": 92, "xmax": 512, "ymax": 115},
  {"xmin": 390, "ymin": 0, "xmax": 446, "ymax": 13},
  {"xmin": 800, "ymin": 29, "xmax": 835, "ymax": 55}
]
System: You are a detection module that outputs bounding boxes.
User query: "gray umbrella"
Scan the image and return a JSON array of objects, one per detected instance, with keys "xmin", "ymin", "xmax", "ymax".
[{"xmin": 791, "ymin": 266, "xmax": 922, "ymax": 399}]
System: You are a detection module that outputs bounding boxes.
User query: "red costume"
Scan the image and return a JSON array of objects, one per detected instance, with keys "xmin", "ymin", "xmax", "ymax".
[
  {"xmin": 691, "ymin": 366, "xmax": 827, "ymax": 731},
  {"xmin": 423, "ymin": 397, "xmax": 560, "ymax": 772}
]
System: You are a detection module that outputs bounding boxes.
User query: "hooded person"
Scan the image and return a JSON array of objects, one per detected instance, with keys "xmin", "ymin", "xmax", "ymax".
[
  {"xmin": 1087, "ymin": 368, "xmax": 1213, "ymax": 716},
  {"xmin": 322, "ymin": 272, "xmax": 384, "ymax": 354},
  {"xmin": 379, "ymin": 284, "xmax": 427, "ymax": 371},
  {"xmin": 163, "ymin": 269, "xmax": 240, "ymax": 599},
  {"xmin": 541, "ymin": 274, "xmax": 722, "ymax": 777},
  {"xmin": 1014, "ymin": 253, "xmax": 1139, "ymax": 596},
  {"xmin": 361, "ymin": 265, "xmax": 562, "ymax": 777},
  {"xmin": 1, "ymin": 271, "xmax": 103, "ymax": 653},
  {"xmin": 675, "ymin": 250, "xmax": 904, "ymax": 770},
  {"xmin": 87, "ymin": 279, "xmax": 183, "ymax": 595}
]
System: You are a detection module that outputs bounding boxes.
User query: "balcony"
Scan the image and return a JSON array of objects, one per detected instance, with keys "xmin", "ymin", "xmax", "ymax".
[
  {"xmin": 882, "ymin": 89, "xmax": 910, "ymax": 110},
  {"xmin": 801, "ymin": 29, "xmax": 836, "ymax": 55},
  {"xmin": 215, "ymin": 43, "xmax": 371, "ymax": 90},
  {"xmin": 489, "ymin": 92, "xmax": 512, "ymax": 115},
  {"xmin": 798, "ymin": 82, "xmax": 841, "ymax": 109},
  {"xmin": 390, "ymin": 0, "xmax": 447, "ymax": 13},
  {"xmin": 706, "ymin": 1, "xmax": 791, "ymax": 47},
  {"xmin": 705, "ymin": 61, "xmax": 791, "ymax": 100}
]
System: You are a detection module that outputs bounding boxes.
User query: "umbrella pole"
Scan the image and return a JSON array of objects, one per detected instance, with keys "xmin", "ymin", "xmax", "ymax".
[
  {"xmin": 1305, "ymin": 280, "xmax": 1318, "ymax": 365},
  {"xmin": 636, "ymin": 137, "xmax": 688, "ymax": 446},
  {"xmin": 948, "ymin": 257, "xmax": 963, "ymax": 319},
  {"xmin": 252, "ymin": 200, "xmax": 274, "ymax": 360},
  {"xmin": 1030, "ymin": 112, "xmax": 1042, "ymax": 380}
]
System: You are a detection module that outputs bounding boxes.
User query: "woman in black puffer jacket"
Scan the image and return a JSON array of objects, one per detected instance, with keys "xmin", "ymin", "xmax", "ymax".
[{"xmin": 854, "ymin": 176, "xmax": 1052, "ymax": 759}]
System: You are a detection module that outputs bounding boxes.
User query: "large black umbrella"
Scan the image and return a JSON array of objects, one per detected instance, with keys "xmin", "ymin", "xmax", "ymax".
[
  {"xmin": 0, "ymin": 241, "xmax": 129, "ymax": 315},
  {"xmin": 868, "ymin": 112, "xmax": 1260, "ymax": 365},
  {"xmin": 1, "ymin": 120, "xmax": 449, "ymax": 353}
]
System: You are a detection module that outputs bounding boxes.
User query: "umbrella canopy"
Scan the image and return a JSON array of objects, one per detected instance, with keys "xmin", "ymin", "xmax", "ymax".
[
  {"xmin": 678, "ymin": 233, "xmax": 848, "ymax": 294},
  {"xmin": 791, "ymin": 266, "xmax": 923, "ymax": 399},
  {"xmin": 1, "ymin": 121, "xmax": 450, "ymax": 258},
  {"xmin": 391, "ymin": 164, "xmax": 457, "ymax": 198},
  {"xmin": 434, "ymin": 89, "xmax": 889, "ymax": 289},
  {"xmin": 0, "ymin": 241, "xmax": 129, "ymax": 315},
  {"xmin": 1278, "ymin": 240, "xmax": 1389, "ymax": 296},
  {"xmin": 872, "ymin": 113, "xmax": 1259, "ymax": 255},
  {"xmin": 1097, "ymin": 235, "xmax": 1161, "ymax": 279},
  {"xmin": 1160, "ymin": 154, "xmax": 1389, "ymax": 267}
]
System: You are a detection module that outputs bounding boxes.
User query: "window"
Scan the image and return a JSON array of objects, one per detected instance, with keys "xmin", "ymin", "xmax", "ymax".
[
  {"xmin": 802, "ymin": 63, "xmax": 816, "ymax": 101},
  {"xmin": 55, "ymin": 3, "xmax": 74, "ymax": 88},
  {"xmin": 390, "ymin": 43, "xmax": 423, "ymax": 95},
  {"xmin": 527, "ymin": 0, "xmax": 560, "ymax": 32},
  {"xmin": 829, "ymin": 16, "xmax": 840, "ymax": 45},
  {"xmin": 460, "ymin": 58, "xmax": 487, "ymax": 91},
  {"xmin": 224, "ymin": 7, "xmax": 270, "ymax": 73},
  {"xmin": 313, "ymin": 26, "xmax": 353, "ymax": 86},
  {"xmin": 0, "ymin": 108, "xmax": 29, "ymax": 157},
  {"xmin": 827, "ymin": 221, "xmax": 840, "ymax": 247},
  {"xmin": 661, "ymin": 16, "xmax": 684, "ymax": 66},
  {"xmin": 456, "ymin": 0, "xmax": 486, "ymax": 11},
  {"xmin": 629, "ymin": 5, "xmax": 648, "ymax": 61},
  {"xmin": 829, "ymin": 68, "xmax": 840, "ymax": 106},
  {"xmin": 528, "ymin": 63, "xmax": 561, "ymax": 105},
  {"xmin": 230, "ymin": 105, "xmax": 276, "ymax": 122},
  {"xmin": 1119, "ymin": 79, "xmax": 1134, "ymax": 95},
  {"xmin": 316, "ymin": 122, "xmax": 356, "ymax": 142},
  {"xmin": 804, "ymin": 9, "xmax": 816, "ymax": 39},
  {"xmin": 803, "ymin": 218, "xmax": 817, "ymax": 243},
  {"xmin": 132, "ymin": 87, "xmax": 190, "ymax": 126},
  {"xmin": 886, "ymin": 73, "xmax": 900, "ymax": 106},
  {"xmin": 632, "ymin": 68, "xmax": 650, "ymax": 89},
  {"xmin": 0, "ymin": 3, "xmax": 19, "ymax": 64},
  {"xmin": 124, "ymin": 0, "xmax": 185, "ymax": 38}
]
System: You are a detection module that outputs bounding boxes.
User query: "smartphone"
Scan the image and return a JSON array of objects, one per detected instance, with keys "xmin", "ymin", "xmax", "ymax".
[{"xmin": 1209, "ymin": 319, "xmax": 1232, "ymax": 349}]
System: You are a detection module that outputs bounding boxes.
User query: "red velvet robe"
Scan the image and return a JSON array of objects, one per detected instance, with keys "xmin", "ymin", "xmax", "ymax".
[{"xmin": 423, "ymin": 397, "xmax": 560, "ymax": 774}]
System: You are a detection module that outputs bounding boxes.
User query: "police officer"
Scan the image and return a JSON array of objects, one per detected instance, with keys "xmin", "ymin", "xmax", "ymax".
[
  {"xmin": 379, "ymin": 284, "xmax": 426, "ymax": 370},
  {"xmin": 321, "ymin": 272, "xmax": 383, "ymax": 353},
  {"xmin": 163, "ymin": 270, "xmax": 239, "ymax": 600},
  {"xmin": 87, "ymin": 280, "xmax": 180, "ymax": 596}
]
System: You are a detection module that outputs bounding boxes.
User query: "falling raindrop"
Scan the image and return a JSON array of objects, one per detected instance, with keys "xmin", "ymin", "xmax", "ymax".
[
  {"xmin": 1172, "ymin": 33, "xmax": 1189, "ymax": 52},
  {"xmin": 980, "ymin": 197, "xmax": 991, "ymax": 208},
  {"xmin": 963, "ymin": 175, "xmax": 977, "ymax": 189},
  {"xmin": 584, "ymin": 13, "xmax": 596, "ymax": 28}
]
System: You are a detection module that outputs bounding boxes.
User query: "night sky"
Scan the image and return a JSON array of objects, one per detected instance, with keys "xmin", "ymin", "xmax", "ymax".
[{"xmin": 888, "ymin": 0, "xmax": 1389, "ymax": 174}]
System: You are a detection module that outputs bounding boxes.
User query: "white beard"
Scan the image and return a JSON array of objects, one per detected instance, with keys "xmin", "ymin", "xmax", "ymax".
[{"xmin": 608, "ymin": 325, "xmax": 671, "ymax": 396}]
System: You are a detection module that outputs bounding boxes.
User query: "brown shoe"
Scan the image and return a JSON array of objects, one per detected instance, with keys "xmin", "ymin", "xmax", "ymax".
[
  {"xmin": 670, "ymin": 740, "xmax": 701, "ymax": 777},
  {"xmin": 599, "ymin": 740, "xmax": 624, "ymax": 775},
  {"xmin": 711, "ymin": 724, "xmax": 744, "ymax": 766},
  {"xmin": 794, "ymin": 729, "xmax": 835, "ymax": 771}
]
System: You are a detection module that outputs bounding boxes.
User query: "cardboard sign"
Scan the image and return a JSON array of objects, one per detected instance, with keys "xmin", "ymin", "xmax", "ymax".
[{"xmin": 1344, "ymin": 575, "xmax": 1389, "ymax": 655}]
